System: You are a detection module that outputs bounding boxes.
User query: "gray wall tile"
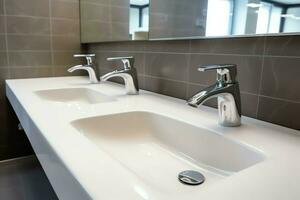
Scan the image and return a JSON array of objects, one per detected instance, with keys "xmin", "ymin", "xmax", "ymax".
[
  {"xmin": 265, "ymin": 36, "xmax": 300, "ymax": 57},
  {"xmin": 260, "ymin": 57, "xmax": 300, "ymax": 102},
  {"xmin": 88, "ymin": 41, "xmax": 145, "ymax": 52},
  {"xmin": 144, "ymin": 40, "xmax": 190, "ymax": 53},
  {"xmin": 80, "ymin": 2, "xmax": 109, "ymax": 21},
  {"xmin": 150, "ymin": 0, "xmax": 207, "ymax": 39},
  {"xmin": 52, "ymin": 35, "xmax": 81, "ymax": 51},
  {"xmin": 8, "ymin": 52, "xmax": 52, "ymax": 67},
  {"xmin": 0, "ymin": 156, "xmax": 58, "ymax": 199},
  {"xmin": 144, "ymin": 76, "xmax": 187, "ymax": 99},
  {"xmin": 0, "ymin": 0, "xmax": 3, "ymax": 15},
  {"xmin": 190, "ymin": 37, "xmax": 265, "ymax": 55},
  {"xmin": 145, "ymin": 53, "xmax": 189, "ymax": 81},
  {"xmin": 10, "ymin": 67, "xmax": 53, "ymax": 79},
  {"xmin": 110, "ymin": 0, "xmax": 129, "ymax": 7},
  {"xmin": 7, "ymin": 35, "xmax": 51, "ymax": 51},
  {"xmin": 0, "ymin": 68, "xmax": 10, "ymax": 88},
  {"xmin": 257, "ymin": 96, "xmax": 300, "ymax": 130},
  {"xmin": 5, "ymin": 0, "xmax": 50, "ymax": 17},
  {"xmin": 111, "ymin": 22, "xmax": 130, "ymax": 41},
  {"xmin": 51, "ymin": 0, "xmax": 79, "ymax": 19},
  {"xmin": 53, "ymin": 52, "xmax": 77, "ymax": 66},
  {"xmin": 240, "ymin": 93, "xmax": 259, "ymax": 118},
  {"xmin": 6, "ymin": 16, "xmax": 50, "ymax": 35},
  {"xmin": 0, "ymin": 35, "xmax": 6, "ymax": 50},
  {"xmin": 52, "ymin": 19, "xmax": 79, "ymax": 36},
  {"xmin": 0, "ymin": 16, "xmax": 5, "ymax": 33},
  {"xmin": 110, "ymin": 6, "xmax": 129, "ymax": 23},
  {"xmin": 0, "ymin": 53, "xmax": 7, "ymax": 67}
]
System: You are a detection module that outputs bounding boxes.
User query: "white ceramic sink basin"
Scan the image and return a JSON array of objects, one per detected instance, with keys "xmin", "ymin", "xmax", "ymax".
[
  {"xmin": 72, "ymin": 111, "xmax": 265, "ymax": 190},
  {"xmin": 8, "ymin": 77, "xmax": 300, "ymax": 200},
  {"xmin": 35, "ymin": 88, "xmax": 115, "ymax": 104}
]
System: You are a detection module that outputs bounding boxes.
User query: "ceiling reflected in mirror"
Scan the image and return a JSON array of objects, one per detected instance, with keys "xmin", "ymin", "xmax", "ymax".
[
  {"xmin": 149, "ymin": 0, "xmax": 300, "ymax": 40},
  {"xmin": 130, "ymin": 0, "xmax": 149, "ymax": 40}
]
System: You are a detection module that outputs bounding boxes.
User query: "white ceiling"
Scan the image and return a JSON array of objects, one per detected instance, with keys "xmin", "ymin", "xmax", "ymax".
[
  {"xmin": 272, "ymin": 0, "xmax": 300, "ymax": 5},
  {"xmin": 130, "ymin": 0, "xmax": 149, "ymax": 6}
]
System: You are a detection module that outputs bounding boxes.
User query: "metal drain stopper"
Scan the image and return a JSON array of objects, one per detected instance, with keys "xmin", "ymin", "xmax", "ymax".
[{"xmin": 178, "ymin": 170, "xmax": 205, "ymax": 185}]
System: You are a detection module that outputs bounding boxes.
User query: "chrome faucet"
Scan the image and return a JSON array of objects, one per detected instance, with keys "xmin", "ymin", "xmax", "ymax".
[
  {"xmin": 100, "ymin": 57, "xmax": 139, "ymax": 95},
  {"xmin": 187, "ymin": 64, "xmax": 241, "ymax": 127},
  {"xmin": 68, "ymin": 54, "xmax": 98, "ymax": 83}
]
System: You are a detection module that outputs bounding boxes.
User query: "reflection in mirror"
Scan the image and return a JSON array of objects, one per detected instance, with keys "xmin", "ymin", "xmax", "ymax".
[
  {"xmin": 80, "ymin": 0, "xmax": 130, "ymax": 43},
  {"xmin": 80, "ymin": 0, "xmax": 149, "ymax": 43},
  {"xmin": 150, "ymin": 0, "xmax": 300, "ymax": 40},
  {"xmin": 130, "ymin": 0, "xmax": 150, "ymax": 40}
]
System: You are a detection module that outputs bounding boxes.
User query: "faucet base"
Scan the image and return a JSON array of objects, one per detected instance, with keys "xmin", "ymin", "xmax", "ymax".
[{"xmin": 217, "ymin": 94, "xmax": 241, "ymax": 127}]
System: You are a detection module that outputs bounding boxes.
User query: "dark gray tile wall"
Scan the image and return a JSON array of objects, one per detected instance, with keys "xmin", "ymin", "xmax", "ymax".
[
  {"xmin": 80, "ymin": 0, "xmax": 130, "ymax": 43},
  {"xmin": 88, "ymin": 36, "xmax": 300, "ymax": 130},
  {"xmin": 0, "ymin": 156, "xmax": 58, "ymax": 199},
  {"xmin": 0, "ymin": 0, "xmax": 84, "ymax": 160}
]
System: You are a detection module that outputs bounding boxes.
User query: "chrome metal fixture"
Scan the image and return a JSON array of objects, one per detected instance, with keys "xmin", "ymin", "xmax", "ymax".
[
  {"xmin": 68, "ymin": 54, "xmax": 98, "ymax": 84},
  {"xmin": 178, "ymin": 170, "xmax": 205, "ymax": 185},
  {"xmin": 100, "ymin": 56, "xmax": 139, "ymax": 95},
  {"xmin": 187, "ymin": 64, "xmax": 241, "ymax": 127}
]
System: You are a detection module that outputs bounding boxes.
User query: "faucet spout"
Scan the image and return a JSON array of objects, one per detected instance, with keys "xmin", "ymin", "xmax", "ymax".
[
  {"xmin": 187, "ymin": 64, "xmax": 241, "ymax": 127},
  {"xmin": 67, "ymin": 65, "xmax": 84, "ymax": 73},
  {"xmin": 100, "ymin": 56, "xmax": 139, "ymax": 95},
  {"xmin": 100, "ymin": 69, "xmax": 139, "ymax": 95},
  {"xmin": 68, "ymin": 65, "xmax": 98, "ymax": 84},
  {"xmin": 67, "ymin": 54, "xmax": 98, "ymax": 84},
  {"xmin": 187, "ymin": 83, "xmax": 224, "ymax": 107},
  {"xmin": 100, "ymin": 70, "xmax": 124, "ymax": 81}
]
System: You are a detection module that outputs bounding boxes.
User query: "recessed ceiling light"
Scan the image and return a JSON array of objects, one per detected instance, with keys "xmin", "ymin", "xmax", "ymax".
[
  {"xmin": 246, "ymin": 3, "xmax": 262, "ymax": 8},
  {"xmin": 281, "ymin": 14, "xmax": 295, "ymax": 18}
]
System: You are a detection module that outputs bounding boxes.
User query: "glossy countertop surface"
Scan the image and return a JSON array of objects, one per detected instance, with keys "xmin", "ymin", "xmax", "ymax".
[{"xmin": 6, "ymin": 76, "xmax": 300, "ymax": 200}]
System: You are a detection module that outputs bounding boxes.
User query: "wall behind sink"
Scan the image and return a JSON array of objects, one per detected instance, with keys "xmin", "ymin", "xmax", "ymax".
[
  {"xmin": 87, "ymin": 36, "xmax": 300, "ymax": 130},
  {"xmin": 0, "ymin": 0, "xmax": 84, "ymax": 160}
]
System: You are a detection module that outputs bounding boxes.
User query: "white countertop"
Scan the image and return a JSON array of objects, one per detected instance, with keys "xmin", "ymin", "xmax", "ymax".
[{"xmin": 6, "ymin": 76, "xmax": 300, "ymax": 200}]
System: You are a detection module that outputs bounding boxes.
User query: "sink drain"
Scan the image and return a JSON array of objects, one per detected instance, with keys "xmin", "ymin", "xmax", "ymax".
[{"xmin": 178, "ymin": 170, "xmax": 205, "ymax": 185}]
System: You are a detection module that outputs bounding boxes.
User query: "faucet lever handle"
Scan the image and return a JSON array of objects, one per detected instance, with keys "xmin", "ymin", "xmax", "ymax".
[
  {"xmin": 107, "ymin": 56, "xmax": 134, "ymax": 70},
  {"xmin": 73, "ymin": 54, "xmax": 95, "ymax": 65},
  {"xmin": 198, "ymin": 64, "xmax": 237, "ymax": 83}
]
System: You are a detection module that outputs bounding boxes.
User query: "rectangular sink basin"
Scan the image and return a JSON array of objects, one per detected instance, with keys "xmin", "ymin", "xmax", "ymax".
[
  {"xmin": 35, "ymin": 88, "xmax": 115, "ymax": 104},
  {"xmin": 71, "ymin": 111, "xmax": 265, "ymax": 190}
]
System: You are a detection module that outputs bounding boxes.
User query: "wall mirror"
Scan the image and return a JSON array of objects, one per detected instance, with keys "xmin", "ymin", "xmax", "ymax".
[
  {"xmin": 80, "ymin": 0, "xmax": 300, "ymax": 43},
  {"xmin": 80, "ymin": 0, "xmax": 149, "ymax": 43},
  {"xmin": 150, "ymin": 0, "xmax": 300, "ymax": 39}
]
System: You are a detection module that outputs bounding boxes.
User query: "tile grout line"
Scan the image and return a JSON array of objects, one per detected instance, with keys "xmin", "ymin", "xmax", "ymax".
[
  {"xmin": 4, "ymin": 49, "xmax": 52, "ymax": 52},
  {"xmin": 3, "ymin": 0, "xmax": 10, "ymax": 78},
  {"xmin": 101, "ymin": 63, "xmax": 268, "ymax": 96},
  {"xmin": 185, "ymin": 40, "xmax": 192, "ymax": 99},
  {"xmin": 256, "ymin": 36, "xmax": 267, "ymax": 118},
  {"xmin": 49, "ymin": 0, "xmax": 55, "ymax": 76},
  {"xmin": 258, "ymin": 95, "xmax": 300, "ymax": 104},
  {"xmin": 90, "ymin": 44, "xmax": 300, "ymax": 58},
  {"xmin": 100, "ymin": 65, "xmax": 300, "ymax": 104},
  {"xmin": 96, "ymin": 49, "xmax": 300, "ymax": 58},
  {"xmin": 142, "ymin": 47, "xmax": 146, "ymax": 87},
  {"xmin": 92, "ymin": 50, "xmax": 267, "ymax": 57},
  {"xmin": 3, "ymin": 14, "xmax": 79, "ymax": 21},
  {"xmin": 4, "ymin": 33, "xmax": 80, "ymax": 37}
]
